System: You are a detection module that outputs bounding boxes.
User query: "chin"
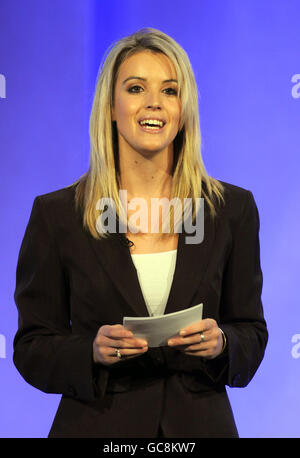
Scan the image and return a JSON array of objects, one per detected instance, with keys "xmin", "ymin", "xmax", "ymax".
[
  {"xmin": 136, "ymin": 140, "xmax": 171, "ymax": 154},
  {"xmin": 137, "ymin": 146, "xmax": 168, "ymax": 157}
]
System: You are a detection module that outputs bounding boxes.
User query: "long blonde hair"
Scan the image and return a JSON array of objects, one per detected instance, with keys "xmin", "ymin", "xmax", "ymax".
[{"xmin": 73, "ymin": 28, "xmax": 225, "ymax": 239}]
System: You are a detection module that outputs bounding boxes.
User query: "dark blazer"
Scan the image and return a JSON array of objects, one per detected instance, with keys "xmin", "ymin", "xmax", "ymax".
[{"xmin": 13, "ymin": 180, "xmax": 268, "ymax": 438}]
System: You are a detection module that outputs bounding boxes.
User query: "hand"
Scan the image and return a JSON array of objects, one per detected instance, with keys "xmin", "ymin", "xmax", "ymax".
[
  {"xmin": 93, "ymin": 324, "xmax": 148, "ymax": 366},
  {"xmin": 167, "ymin": 319, "xmax": 224, "ymax": 359}
]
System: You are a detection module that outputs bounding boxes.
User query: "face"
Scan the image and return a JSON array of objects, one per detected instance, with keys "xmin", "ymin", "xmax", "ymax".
[{"xmin": 112, "ymin": 50, "xmax": 181, "ymax": 158}]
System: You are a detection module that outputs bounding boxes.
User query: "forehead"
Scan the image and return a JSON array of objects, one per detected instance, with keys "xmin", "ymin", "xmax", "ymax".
[{"xmin": 116, "ymin": 50, "xmax": 177, "ymax": 82}]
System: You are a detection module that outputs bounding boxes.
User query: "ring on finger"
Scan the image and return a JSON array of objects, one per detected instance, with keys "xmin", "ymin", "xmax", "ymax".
[
  {"xmin": 115, "ymin": 348, "xmax": 122, "ymax": 359},
  {"xmin": 200, "ymin": 332, "xmax": 205, "ymax": 343}
]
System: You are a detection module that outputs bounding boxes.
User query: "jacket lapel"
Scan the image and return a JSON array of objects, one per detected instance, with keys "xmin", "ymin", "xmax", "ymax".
[
  {"xmin": 164, "ymin": 207, "xmax": 215, "ymax": 315},
  {"xmin": 86, "ymin": 206, "xmax": 215, "ymax": 318},
  {"xmin": 87, "ymin": 232, "xmax": 149, "ymax": 317}
]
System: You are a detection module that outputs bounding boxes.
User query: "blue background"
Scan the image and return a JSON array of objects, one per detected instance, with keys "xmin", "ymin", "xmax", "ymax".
[{"xmin": 1, "ymin": 0, "xmax": 299, "ymax": 438}]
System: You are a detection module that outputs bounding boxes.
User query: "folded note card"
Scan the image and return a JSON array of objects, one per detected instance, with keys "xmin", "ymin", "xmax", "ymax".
[{"xmin": 123, "ymin": 303, "xmax": 203, "ymax": 347}]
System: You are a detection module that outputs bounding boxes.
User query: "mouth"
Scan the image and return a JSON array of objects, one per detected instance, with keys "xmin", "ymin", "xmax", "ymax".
[{"xmin": 138, "ymin": 118, "xmax": 166, "ymax": 132}]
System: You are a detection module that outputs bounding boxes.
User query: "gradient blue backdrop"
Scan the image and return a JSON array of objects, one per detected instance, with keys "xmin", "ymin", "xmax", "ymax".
[{"xmin": 1, "ymin": 0, "xmax": 299, "ymax": 438}]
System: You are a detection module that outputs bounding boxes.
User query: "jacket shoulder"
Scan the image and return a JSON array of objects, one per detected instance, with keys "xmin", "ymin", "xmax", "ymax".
[
  {"xmin": 32, "ymin": 184, "xmax": 81, "ymax": 229},
  {"xmin": 218, "ymin": 179, "xmax": 251, "ymax": 198},
  {"xmin": 215, "ymin": 179, "xmax": 257, "ymax": 222},
  {"xmin": 36, "ymin": 183, "xmax": 77, "ymax": 206}
]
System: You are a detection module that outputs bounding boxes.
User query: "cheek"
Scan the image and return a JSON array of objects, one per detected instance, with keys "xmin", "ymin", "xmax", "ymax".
[
  {"xmin": 170, "ymin": 110, "xmax": 181, "ymax": 133},
  {"xmin": 115, "ymin": 99, "xmax": 139, "ymax": 127},
  {"xmin": 169, "ymin": 102, "xmax": 181, "ymax": 126},
  {"xmin": 115, "ymin": 101, "xmax": 126, "ymax": 120}
]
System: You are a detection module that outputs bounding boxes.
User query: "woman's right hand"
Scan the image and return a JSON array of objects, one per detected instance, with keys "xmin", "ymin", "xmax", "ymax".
[{"xmin": 93, "ymin": 324, "xmax": 148, "ymax": 366}]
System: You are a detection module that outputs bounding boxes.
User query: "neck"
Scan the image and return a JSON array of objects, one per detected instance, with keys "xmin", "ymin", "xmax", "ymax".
[{"xmin": 118, "ymin": 146, "xmax": 174, "ymax": 200}]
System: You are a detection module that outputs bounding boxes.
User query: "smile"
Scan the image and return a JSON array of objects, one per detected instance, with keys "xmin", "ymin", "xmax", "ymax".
[{"xmin": 138, "ymin": 119, "xmax": 166, "ymax": 133}]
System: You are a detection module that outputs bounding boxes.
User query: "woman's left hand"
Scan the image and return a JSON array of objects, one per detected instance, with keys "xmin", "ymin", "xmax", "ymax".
[{"xmin": 167, "ymin": 319, "xmax": 224, "ymax": 359}]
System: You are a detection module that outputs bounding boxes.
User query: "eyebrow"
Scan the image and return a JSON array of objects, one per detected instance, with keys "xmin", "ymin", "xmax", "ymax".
[{"xmin": 122, "ymin": 76, "xmax": 178, "ymax": 85}]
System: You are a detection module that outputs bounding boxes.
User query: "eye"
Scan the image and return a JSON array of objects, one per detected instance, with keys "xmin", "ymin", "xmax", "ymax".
[
  {"xmin": 163, "ymin": 87, "xmax": 178, "ymax": 96},
  {"xmin": 127, "ymin": 85, "xmax": 143, "ymax": 93}
]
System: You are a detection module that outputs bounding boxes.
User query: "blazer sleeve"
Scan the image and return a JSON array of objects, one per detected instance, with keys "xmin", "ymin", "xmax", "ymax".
[
  {"xmin": 206, "ymin": 189, "xmax": 268, "ymax": 387},
  {"xmin": 13, "ymin": 196, "xmax": 108, "ymax": 402}
]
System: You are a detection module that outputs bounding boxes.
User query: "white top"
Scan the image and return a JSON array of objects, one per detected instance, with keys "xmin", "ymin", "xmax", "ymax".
[{"xmin": 130, "ymin": 249, "xmax": 177, "ymax": 317}]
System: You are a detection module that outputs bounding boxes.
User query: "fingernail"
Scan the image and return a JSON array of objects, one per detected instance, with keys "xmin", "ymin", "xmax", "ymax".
[
  {"xmin": 180, "ymin": 330, "xmax": 186, "ymax": 336},
  {"xmin": 168, "ymin": 340, "xmax": 174, "ymax": 345}
]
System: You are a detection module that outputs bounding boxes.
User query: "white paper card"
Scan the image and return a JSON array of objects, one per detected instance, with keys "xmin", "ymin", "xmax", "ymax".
[{"xmin": 123, "ymin": 303, "xmax": 203, "ymax": 347}]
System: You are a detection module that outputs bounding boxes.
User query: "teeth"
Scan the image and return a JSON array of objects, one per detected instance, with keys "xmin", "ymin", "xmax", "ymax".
[
  {"xmin": 141, "ymin": 125, "xmax": 161, "ymax": 130},
  {"xmin": 139, "ymin": 119, "xmax": 164, "ymax": 127}
]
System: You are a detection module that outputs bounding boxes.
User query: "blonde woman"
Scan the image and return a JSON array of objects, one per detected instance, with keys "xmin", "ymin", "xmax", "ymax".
[{"xmin": 13, "ymin": 28, "xmax": 268, "ymax": 438}]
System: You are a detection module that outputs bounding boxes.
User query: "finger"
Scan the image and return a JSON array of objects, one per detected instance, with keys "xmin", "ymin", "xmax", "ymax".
[
  {"xmin": 100, "ymin": 324, "xmax": 134, "ymax": 339},
  {"xmin": 183, "ymin": 335, "xmax": 220, "ymax": 356},
  {"xmin": 108, "ymin": 345, "xmax": 148, "ymax": 360},
  {"xmin": 100, "ymin": 325, "xmax": 148, "ymax": 348},
  {"xmin": 112, "ymin": 338, "xmax": 148, "ymax": 348},
  {"xmin": 180, "ymin": 318, "xmax": 217, "ymax": 336},
  {"xmin": 168, "ymin": 331, "xmax": 210, "ymax": 347},
  {"xmin": 182, "ymin": 342, "xmax": 211, "ymax": 352},
  {"xmin": 187, "ymin": 345, "xmax": 220, "ymax": 359},
  {"xmin": 167, "ymin": 342, "xmax": 210, "ymax": 357},
  {"xmin": 183, "ymin": 348, "xmax": 211, "ymax": 357},
  {"xmin": 96, "ymin": 334, "xmax": 147, "ymax": 349}
]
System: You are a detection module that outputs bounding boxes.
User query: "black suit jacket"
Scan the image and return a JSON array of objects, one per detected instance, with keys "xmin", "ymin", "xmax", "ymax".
[{"xmin": 13, "ymin": 180, "xmax": 268, "ymax": 438}]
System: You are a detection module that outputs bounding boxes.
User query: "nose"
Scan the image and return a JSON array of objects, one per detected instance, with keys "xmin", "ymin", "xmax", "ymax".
[
  {"xmin": 146, "ymin": 103, "xmax": 161, "ymax": 110},
  {"xmin": 145, "ymin": 91, "xmax": 162, "ymax": 110}
]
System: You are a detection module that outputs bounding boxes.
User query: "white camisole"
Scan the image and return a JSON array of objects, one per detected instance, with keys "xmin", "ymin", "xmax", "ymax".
[{"xmin": 130, "ymin": 249, "xmax": 177, "ymax": 317}]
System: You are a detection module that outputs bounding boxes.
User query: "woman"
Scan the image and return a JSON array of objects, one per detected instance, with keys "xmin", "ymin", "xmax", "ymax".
[{"xmin": 13, "ymin": 28, "xmax": 268, "ymax": 438}]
